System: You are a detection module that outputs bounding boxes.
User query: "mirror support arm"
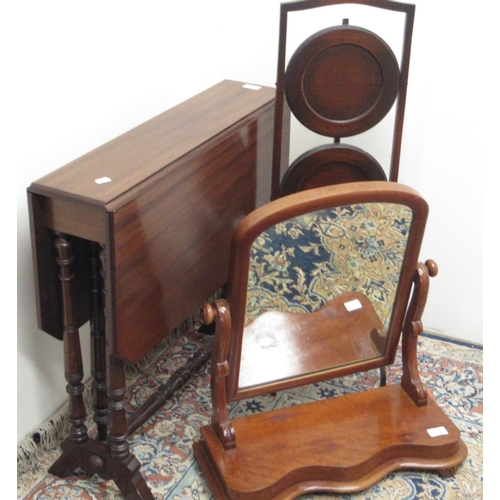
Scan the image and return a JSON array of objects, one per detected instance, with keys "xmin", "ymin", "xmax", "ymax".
[
  {"xmin": 401, "ymin": 259, "xmax": 438, "ymax": 406},
  {"xmin": 202, "ymin": 301, "xmax": 236, "ymax": 450}
]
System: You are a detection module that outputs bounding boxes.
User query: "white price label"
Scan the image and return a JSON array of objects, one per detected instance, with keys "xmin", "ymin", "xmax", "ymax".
[
  {"xmin": 95, "ymin": 177, "xmax": 112, "ymax": 184},
  {"xmin": 344, "ymin": 299, "xmax": 362, "ymax": 312},
  {"xmin": 243, "ymin": 84, "xmax": 261, "ymax": 91},
  {"xmin": 427, "ymin": 426, "xmax": 448, "ymax": 437}
]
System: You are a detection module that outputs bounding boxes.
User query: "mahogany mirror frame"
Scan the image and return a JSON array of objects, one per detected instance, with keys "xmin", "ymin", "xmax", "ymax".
[
  {"xmin": 220, "ymin": 181, "xmax": 428, "ymax": 402},
  {"xmin": 271, "ymin": 0, "xmax": 416, "ymax": 199}
]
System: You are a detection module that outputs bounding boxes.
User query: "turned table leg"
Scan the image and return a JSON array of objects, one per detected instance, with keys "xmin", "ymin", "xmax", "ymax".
[
  {"xmin": 98, "ymin": 246, "xmax": 129, "ymax": 461},
  {"xmin": 90, "ymin": 242, "xmax": 108, "ymax": 441},
  {"xmin": 99, "ymin": 246, "xmax": 154, "ymax": 500},
  {"xmin": 49, "ymin": 236, "xmax": 154, "ymax": 499},
  {"xmin": 57, "ymin": 233, "xmax": 88, "ymax": 444},
  {"xmin": 48, "ymin": 232, "xmax": 88, "ymax": 477}
]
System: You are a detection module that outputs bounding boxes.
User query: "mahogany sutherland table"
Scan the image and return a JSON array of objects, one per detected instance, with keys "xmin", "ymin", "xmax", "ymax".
[{"xmin": 27, "ymin": 80, "xmax": 278, "ymax": 499}]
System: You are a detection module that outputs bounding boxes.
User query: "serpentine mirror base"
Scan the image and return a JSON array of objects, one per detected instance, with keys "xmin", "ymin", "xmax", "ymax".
[{"xmin": 194, "ymin": 385, "xmax": 467, "ymax": 500}]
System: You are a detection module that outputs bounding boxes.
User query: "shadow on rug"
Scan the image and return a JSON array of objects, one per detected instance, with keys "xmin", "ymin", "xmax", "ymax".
[{"xmin": 18, "ymin": 331, "xmax": 483, "ymax": 499}]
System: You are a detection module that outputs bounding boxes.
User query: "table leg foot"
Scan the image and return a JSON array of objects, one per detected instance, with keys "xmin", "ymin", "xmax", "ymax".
[{"xmin": 49, "ymin": 438, "xmax": 154, "ymax": 500}]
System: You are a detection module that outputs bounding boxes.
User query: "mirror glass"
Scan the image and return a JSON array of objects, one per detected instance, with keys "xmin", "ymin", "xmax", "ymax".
[{"xmin": 238, "ymin": 202, "xmax": 412, "ymax": 390}]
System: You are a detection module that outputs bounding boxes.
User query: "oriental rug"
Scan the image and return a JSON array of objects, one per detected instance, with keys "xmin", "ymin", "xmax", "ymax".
[{"xmin": 18, "ymin": 330, "xmax": 483, "ymax": 499}]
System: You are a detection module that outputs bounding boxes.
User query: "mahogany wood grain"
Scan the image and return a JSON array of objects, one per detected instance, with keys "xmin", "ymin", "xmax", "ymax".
[
  {"xmin": 27, "ymin": 81, "xmax": 278, "ymax": 498},
  {"xmin": 271, "ymin": 0, "xmax": 415, "ymax": 198},
  {"xmin": 110, "ymin": 124, "xmax": 257, "ymax": 361},
  {"xmin": 284, "ymin": 25, "xmax": 400, "ymax": 137},
  {"xmin": 193, "ymin": 182, "xmax": 466, "ymax": 497},
  {"xmin": 238, "ymin": 291, "xmax": 384, "ymax": 392},
  {"xmin": 53, "ymin": 233, "xmax": 88, "ymax": 445},
  {"xmin": 194, "ymin": 385, "xmax": 467, "ymax": 500},
  {"xmin": 42, "ymin": 195, "xmax": 108, "ymax": 243},
  {"xmin": 279, "ymin": 143, "xmax": 386, "ymax": 196},
  {"xmin": 28, "ymin": 80, "xmax": 276, "ymax": 362},
  {"xmin": 401, "ymin": 259, "xmax": 439, "ymax": 406},
  {"xmin": 90, "ymin": 243, "xmax": 108, "ymax": 441},
  {"xmin": 48, "ymin": 436, "xmax": 154, "ymax": 500},
  {"xmin": 126, "ymin": 336, "xmax": 214, "ymax": 438},
  {"xmin": 30, "ymin": 82, "xmax": 275, "ymax": 206},
  {"xmin": 204, "ymin": 301, "xmax": 236, "ymax": 450},
  {"xmin": 28, "ymin": 193, "xmax": 92, "ymax": 340},
  {"xmin": 224, "ymin": 181, "xmax": 428, "ymax": 401}
]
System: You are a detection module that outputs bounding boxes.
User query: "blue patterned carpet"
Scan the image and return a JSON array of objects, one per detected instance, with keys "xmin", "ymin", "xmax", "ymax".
[{"xmin": 18, "ymin": 330, "xmax": 483, "ymax": 499}]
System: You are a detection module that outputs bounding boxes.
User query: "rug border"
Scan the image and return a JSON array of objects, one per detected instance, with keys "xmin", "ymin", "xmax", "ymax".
[{"xmin": 422, "ymin": 331, "xmax": 483, "ymax": 350}]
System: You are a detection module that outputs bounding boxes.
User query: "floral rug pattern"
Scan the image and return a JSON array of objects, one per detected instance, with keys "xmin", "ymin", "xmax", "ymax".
[
  {"xmin": 246, "ymin": 202, "xmax": 412, "ymax": 329},
  {"xmin": 18, "ymin": 332, "xmax": 483, "ymax": 499}
]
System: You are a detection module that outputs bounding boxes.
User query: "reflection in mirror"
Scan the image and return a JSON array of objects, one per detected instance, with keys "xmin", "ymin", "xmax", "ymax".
[{"xmin": 239, "ymin": 202, "xmax": 412, "ymax": 389}]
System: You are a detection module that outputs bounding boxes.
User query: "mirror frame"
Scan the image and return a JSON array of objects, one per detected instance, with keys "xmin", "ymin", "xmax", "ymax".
[{"xmin": 224, "ymin": 181, "xmax": 428, "ymax": 401}]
